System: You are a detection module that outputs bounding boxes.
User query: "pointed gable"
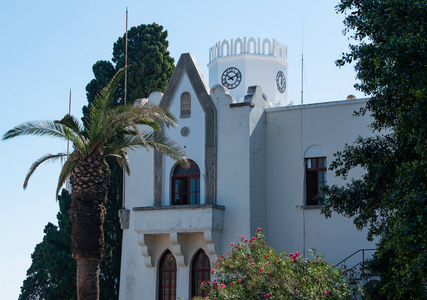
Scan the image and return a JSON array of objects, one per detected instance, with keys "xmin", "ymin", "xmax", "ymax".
[{"xmin": 154, "ymin": 53, "xmax": 217, "ymax": 205}]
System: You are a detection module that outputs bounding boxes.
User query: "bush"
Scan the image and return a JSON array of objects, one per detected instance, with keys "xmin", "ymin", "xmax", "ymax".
[{"xmin": 200, "ymin": 229, "xmax": 357, "ymax": 300}]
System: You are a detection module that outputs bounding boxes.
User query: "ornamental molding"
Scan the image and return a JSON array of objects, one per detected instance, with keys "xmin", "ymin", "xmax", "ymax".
[{"xmin": 154, "ymin": 53, "xmax": 217, "ymax": 205}]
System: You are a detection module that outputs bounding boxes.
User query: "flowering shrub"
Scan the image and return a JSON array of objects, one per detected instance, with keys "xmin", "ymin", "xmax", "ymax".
[{"xmin": 199, "ymin": 229, "xmax": 354, "ymax": 300}]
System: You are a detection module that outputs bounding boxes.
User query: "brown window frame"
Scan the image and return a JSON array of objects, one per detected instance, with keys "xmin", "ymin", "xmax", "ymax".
[
  {"xmin": 172, "ymin": 160, "xmax": 200, "ymax": 205},
  {"xmin": 158, "ymin": 250, "xmax": 177, "ymax": 300},
  {"xmin": 306, "ymin": 157, "xmax": 327, "ymax": 205},
  {"xmin": 191, "ymin": 249, "xmax": 210, "ymax": 298},
  {"xmin": 180, "ymin": 92, "xmax": 191, "ymax": 118}
]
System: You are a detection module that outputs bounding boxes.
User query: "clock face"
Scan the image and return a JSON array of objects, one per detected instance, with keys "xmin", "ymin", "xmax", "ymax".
[
  {"xmin": 221, "ymin": 67, "xmax": 242, "ymax": 89},
  {"xmin": 276, "ymin": 71, "xmax": 286, "ymax": 93}
]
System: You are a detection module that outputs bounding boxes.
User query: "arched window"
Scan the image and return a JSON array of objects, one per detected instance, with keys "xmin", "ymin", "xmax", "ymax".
[
  {"xmin": 181, "ymin": 92, "xmax": 191, "ymax": 117},
  {"xmin": 305, "ymin": 146, "xmax": 327, "ymax": 206},
  {"xmin": 172, "ymin": 160, "xmax": 200, "ymax": 205},
  {"xmin": 158, "ymin": 250, "xmax": 176, "ymax": 300},
  {"xmin": 191, "ymin": 250, "xmax": 210, "ymax": 298}
]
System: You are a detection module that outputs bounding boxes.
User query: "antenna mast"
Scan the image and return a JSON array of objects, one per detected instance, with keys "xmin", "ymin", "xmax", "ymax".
[
  {"xmin": 301, "ymin": 19, "xmax": 304, "ymax": 105},
  {"xmin": 66, "ymin": 89, "xmax": 72, "ymax": 191},
  {"xmin": 67, "ymin": 89, "xmax": 71, "ymax": 155},
  {"xmin": 124, "ymin": 7, "xmax": 128, "ymax": 106}
]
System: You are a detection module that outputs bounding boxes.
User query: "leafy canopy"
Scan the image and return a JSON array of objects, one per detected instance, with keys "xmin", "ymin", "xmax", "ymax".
[{"xmin": 321, "ymin": 0, "xmax": 427, "ymax": 298}]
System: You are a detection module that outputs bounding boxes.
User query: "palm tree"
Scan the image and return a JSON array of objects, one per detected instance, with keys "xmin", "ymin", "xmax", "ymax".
[{"xmin": 3, "ymin": 68, "xmax": 187, "ymax": 300}]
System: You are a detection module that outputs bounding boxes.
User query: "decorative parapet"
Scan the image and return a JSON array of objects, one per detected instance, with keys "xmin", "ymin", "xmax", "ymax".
[{"xmin": 209, "ymin": 37, "xmax": 287, "ymax": 63}]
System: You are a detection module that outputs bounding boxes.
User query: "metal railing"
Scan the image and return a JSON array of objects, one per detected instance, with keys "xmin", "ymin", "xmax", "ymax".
[
  {"xmin": 336, "ymin": 248, "xmax": 377, "ymax": 268},
  {"xmin": 336, "ymin": 249, "xmax": 377, "ymax": 283}
]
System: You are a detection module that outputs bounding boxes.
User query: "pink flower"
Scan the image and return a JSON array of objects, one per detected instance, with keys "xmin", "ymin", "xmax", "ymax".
[
  {"xmin": 231, "ymin": 243, "xmax": 235, "ymax": 246},
  {"xmin": 251, "ymin": 262, "xmax": 256, "ymax": 265},
  {"xmin": 269, "ymin": 273, "xmax": 272, "ymax": 277},
  {"xmin": 237, "ymin": 279, "xmax": 242, "ymax": 283},
  {"xmin": 201, "ymin": 281, "xmax": 205, "ymax": 286},
  {"xmin": 259, "ymin": 268, "xmax": 264, "ymax": 272},
  {"xmin": 241, "ymin": 235, "xmax": 245, "ymax": 239},
  {"xmin": 324, "ymin": 290, "xmax": 330, "ymax": 294},
  {"xmin": 252, "ymin": 237, "xmax": 257, "ymax": 241},
  {"xmin": 324, "ymin": 275, "xmax": 328, "ymax": 278},
  {"xmin": 244, "ymin": 239, "xmax": 248, "ymax": 243},
  {"xmin": 264, "ymin": 293, "xmax": 270, "ymax": 298},
  {"xmin": 221, "ymin": 284, "xmax": 226, "ymax": 288},
  {"xmin": 257, "ymin": 227, "xmax": 262, "ymax": 232}
]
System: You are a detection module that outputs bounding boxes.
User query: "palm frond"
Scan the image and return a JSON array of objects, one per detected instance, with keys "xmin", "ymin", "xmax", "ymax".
[
  {"xmin": 85, "ymin": 67, "xmax": 129, "ymax": 153},
  {"xmin": 94, "ymin": 103, "xmax": 175, "ymax": 150},
  {"xmin": 108, "ymin": 150, "xmax": 131, "ymax": 175},
  {"xmin": 145, "ymin": 132, "xmax": 188, "ymax": 167},
  {"xmin": 23, "ymin": 153, "xmax": 69, "ymax": 189},
  {"xmin": 56, "ymin": 153, "xmax": 77, "ymax": 197},
  {"xmin": 4, "ymin": 121, "xmax": 74, "ymax": 141},
  {"xmin": 87, "ymin": 67, "xmax": 128, "ymax": 128},
  {"xmin": 55, "ymin": 114, "xmax": 84, "ymax": 134}
]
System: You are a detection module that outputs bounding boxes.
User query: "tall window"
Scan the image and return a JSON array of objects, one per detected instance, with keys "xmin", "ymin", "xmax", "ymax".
[
  {"xmin": 181, "ymin": 92, "xmax": 191, "ymax": 117},
  {"xmin": 191, "ymin": 250, "xmax": 210, "ymax": 298},
  {"xmin": 158, "ymin": 250, "xmax": 176, "ymax": 300},
  {"xmin": 306, "ymin": 157, "xmax": 327, "ymax": 205},
  {"xmin": 172, "ymin": 160, "xmax": 200, "ymax": 205}
]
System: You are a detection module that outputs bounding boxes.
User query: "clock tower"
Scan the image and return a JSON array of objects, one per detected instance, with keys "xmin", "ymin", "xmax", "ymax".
[{"xmin": 208, "ymin": 37, "xmax": 289, "ymax": 106}]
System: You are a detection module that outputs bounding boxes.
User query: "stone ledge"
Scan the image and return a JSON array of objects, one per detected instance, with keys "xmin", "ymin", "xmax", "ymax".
[
  {"xmin": 133, "ymin": 204, "xmax": 225, "ymax": 211},
  {"xmin": 230, "ymin": 102, "xmax": 255, "ymax": 108},
  {"xmin": 303, "ymin": 205, "xmax": 325, "ymax": 210}
]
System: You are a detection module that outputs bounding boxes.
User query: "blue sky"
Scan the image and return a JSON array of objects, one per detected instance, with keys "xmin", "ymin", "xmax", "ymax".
[{"xmin": 0, "ymin": 1, "xmax": 363, "ymax": 298}]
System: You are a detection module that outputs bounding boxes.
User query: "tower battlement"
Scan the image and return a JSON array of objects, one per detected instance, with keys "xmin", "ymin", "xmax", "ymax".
[{"xmin": 209, "ymin": 37, "xmax": 287, "ymax": 63}]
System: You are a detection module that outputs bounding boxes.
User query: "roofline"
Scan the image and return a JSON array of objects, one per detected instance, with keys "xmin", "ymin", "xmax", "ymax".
[{"xmin": 266, "ymin": 98, "xmax": 369, "ymax": 113}]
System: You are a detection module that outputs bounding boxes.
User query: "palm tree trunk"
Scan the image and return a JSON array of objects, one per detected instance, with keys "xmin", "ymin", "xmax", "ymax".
[
  {"xmin": 70, "ymin": 155, "xmax": 109, "ymax": 300},
  {"xmin": 76, "ymin": 260, "xmax": 100, "ymax": 300}
]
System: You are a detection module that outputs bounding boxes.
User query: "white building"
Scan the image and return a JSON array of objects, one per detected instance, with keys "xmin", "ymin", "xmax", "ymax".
[{"xmin": 118, "ymin": 38, "xmax": 375, "ymax": 300}]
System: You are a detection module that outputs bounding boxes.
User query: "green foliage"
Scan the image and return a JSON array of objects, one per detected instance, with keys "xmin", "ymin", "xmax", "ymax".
[
  {"xmin": 202, "ymin": 229, "xmax": 354, "ymax": 300},
  {"xmin": 19, "ymin": 189, "xmax": 123, "ymax": 300},
  {"xmin": 321, "ymin": 0, "xmax": 427, "ymax": 298},
  {"xmin": 82, "ymin": 23, "xmax": 175, "ymax": 126},
  {"xmin": 19, "ymin": 190, "xmax": 76, "ymax": 300},
  {"xmin": 98, "ymin": 157, "xmax": 123, "ymax": 300},
  {"xmin": 112, "ymin": 23, "xmax": 175, "ymax": 103},
  {"xmin": 83, "ymin": 61, "xmax": 116, "ymax": 129}
]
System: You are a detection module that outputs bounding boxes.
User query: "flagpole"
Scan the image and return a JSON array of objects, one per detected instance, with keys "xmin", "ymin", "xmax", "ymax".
[
  {"xmin": 122, "ymin": 7, "xmax": 128, "ymax": 210},
  {"xmin": 124, "ymin": 7, "xmax": 128, "ymax": 106},
  {"xmin": 66, "ymin": 89, "xmax": 72, "ymax": 192}
]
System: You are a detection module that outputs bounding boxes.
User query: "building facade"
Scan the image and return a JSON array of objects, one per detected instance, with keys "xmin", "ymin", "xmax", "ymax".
[{"xmin": 119, "ymin": 38, "xmax": 375, "ymax": 300}]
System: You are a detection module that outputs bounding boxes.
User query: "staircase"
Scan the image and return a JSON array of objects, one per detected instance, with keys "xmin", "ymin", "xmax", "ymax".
[{"xmin": 335, "ymin": 249, "xmax": 378, "ymax": 286}]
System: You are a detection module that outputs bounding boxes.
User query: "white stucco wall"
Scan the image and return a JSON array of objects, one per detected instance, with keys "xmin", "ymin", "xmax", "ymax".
[
  {"xmin": 211, "ymin": 85, "xmax": 252, "ymax": 250},
  {"xmin": 265, "ymin": 99, "xmax": 377, "ymax": 263},
  {"xmin": 162, "ymin": 72, "xmax": 206, "ymax": 205}
]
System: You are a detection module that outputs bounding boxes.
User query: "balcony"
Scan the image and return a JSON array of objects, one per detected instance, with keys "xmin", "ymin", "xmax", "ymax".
[{"xmin": 132, "ymin": 204, "xmax": 225, "ymax": 267}]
